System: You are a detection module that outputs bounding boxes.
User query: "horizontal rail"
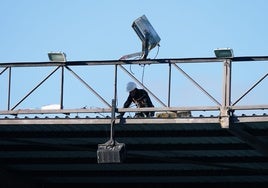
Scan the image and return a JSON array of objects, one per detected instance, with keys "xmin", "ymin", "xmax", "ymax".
[
  {"xmin": 1, "ymin": 56, "xmax": 268, "ymax": 67},
  {"xmin": 0, "ymin": 114, "xmax": 268, "ymax": 125},
  {"xmin": 1, "ymin": 105, "xmax": 268, "ymax": 116}
]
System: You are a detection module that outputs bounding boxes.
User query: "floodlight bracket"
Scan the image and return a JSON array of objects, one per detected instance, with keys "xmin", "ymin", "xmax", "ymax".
[
  {"xmin": 141, "ymin": 32, "xmax": 149, "ymax": 59},
  {"xmin": 119, "ymin": 52, "xmax": 143, "ymax": 60}
]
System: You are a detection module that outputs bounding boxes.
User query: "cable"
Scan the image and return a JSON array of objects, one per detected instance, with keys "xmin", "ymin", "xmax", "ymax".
[
  {"xmin": 129, "ymin": 64, "xmax": 135, "ymax": 75},
  {"xmin": 129, "ymin": 55, "xmax": 142, "ymax": 75},
  {"xmin": 141, "ymin": 64, "xmax": 145, "ymax": 84},
  {"xmin": 153, "ymin": 44, "xmax": 160, "ymax": 59},
  {"xmin": 140, "ymin": 44, "xmax": 160, "ymax": 84}
]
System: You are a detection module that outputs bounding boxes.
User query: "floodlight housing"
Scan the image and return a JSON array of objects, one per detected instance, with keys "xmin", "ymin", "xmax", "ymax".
[
  {"xmin": 48, "ymin": 52, "xmax": 67, "ymax": 62},
  {"xmin": 132, "ymin": 15, "xmax": 161, "ymax": 53},
  {"xmin": 214, "ymin": 48, "xmax": 234, "ymax": 58}
]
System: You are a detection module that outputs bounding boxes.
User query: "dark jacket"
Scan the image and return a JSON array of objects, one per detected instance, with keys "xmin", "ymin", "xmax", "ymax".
[{"xmin": 121, "ymin": 88, "xmax": 154, "ymax": 117}]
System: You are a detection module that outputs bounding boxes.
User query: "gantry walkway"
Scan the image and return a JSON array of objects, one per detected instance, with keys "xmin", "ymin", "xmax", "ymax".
[{"xmin": 0, "ymin": 56, "xmax": 268, "ymax": 128}]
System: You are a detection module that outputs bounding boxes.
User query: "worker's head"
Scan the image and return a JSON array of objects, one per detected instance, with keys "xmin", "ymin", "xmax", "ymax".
[{"xmin": 126, "ymin": 82, "xmax": 137, "ymax": 92}]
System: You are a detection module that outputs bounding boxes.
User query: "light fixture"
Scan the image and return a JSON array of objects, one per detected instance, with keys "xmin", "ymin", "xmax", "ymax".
[
  {"xmin": 214, "ymin": 48, "xmax": 234, "ymax": 58},
  {"xmin": 132, "ymin": 15, "xmax": 161, "ymax": 59},
  {"xmin": 97, "ymin": 99, "xmax": 126, "ymax": 163},
  {"xmin": 48, "ymin": 52, "xmax": 67, "ymax": 62}
]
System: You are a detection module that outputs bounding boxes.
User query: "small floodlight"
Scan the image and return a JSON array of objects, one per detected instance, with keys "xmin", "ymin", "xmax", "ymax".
[
  {"xmin": 132, "ymin": 15, "xmax": 161, "ymax": 59},
  {"xmin": 214, "ymin": 48, "xmax": 234, "ymax": 58},
  {"xmin": 48, "ymin": 52, "xmax": 67, "ymax": 62}
]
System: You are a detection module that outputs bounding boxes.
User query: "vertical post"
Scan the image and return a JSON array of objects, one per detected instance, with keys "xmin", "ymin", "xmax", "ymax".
[
  {"xmin": 114, "ymin": 64, "xmax": 118, "ymax": 108},
  {"xmin": 110, "ymin": 64, "xmax": 118, "ymax": 143},
  {"xmin": 168, "ymin": 62, "xmax": 171, "ymax": 107},
  {"xmin": 7, "ymin": 67, "xmax": 11, "ymax": 110},
  {"xmin": 60, "ymin": 66, "xmax": 64, "ymax": 109},
  {"xmin": 110, "ymin": 99, "xmax": 116, "ymax": 143},
  {"xmin": 221, "ymin": 59, "xmax": 232, "ymax": 128}
]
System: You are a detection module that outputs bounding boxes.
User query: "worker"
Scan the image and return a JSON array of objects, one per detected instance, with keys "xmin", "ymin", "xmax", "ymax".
[{"xmin": 117, "ymin": 82, "xmax": 155, "ymax": 118}]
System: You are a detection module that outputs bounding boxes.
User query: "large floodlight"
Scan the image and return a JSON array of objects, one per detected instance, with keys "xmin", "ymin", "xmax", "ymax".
[
  {"xmin": 48, "ymin": 52, "xmax": 67, "ymax": 62},
  {"xmin": 132, "ymin": 15, "xmax": 161, "ymax": 59},
  {"xmin": 214, "ymin": 48, "xmax": 234, "ymax": 58}
]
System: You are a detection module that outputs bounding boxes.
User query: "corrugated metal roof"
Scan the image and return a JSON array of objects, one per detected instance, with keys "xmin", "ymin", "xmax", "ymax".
[{"xmin": 0, "ymin": 121, "xmax": 268, "ymax": 188}]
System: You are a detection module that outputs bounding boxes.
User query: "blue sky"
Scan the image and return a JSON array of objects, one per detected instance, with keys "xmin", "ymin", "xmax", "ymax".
[{"xmin": 0, "ymin": 0, "xmax": 267, "ymax": 116}]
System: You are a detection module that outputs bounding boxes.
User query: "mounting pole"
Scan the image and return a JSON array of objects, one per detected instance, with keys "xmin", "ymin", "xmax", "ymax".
[{"xmin": 141, "ymin": 32, "xmax": 149, "ymax": 59}]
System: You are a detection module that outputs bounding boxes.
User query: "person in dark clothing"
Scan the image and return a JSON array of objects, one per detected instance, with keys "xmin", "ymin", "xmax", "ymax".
[{"xmin": 118, "ymin": 82, "xmax": 155, "ymax": 118}]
